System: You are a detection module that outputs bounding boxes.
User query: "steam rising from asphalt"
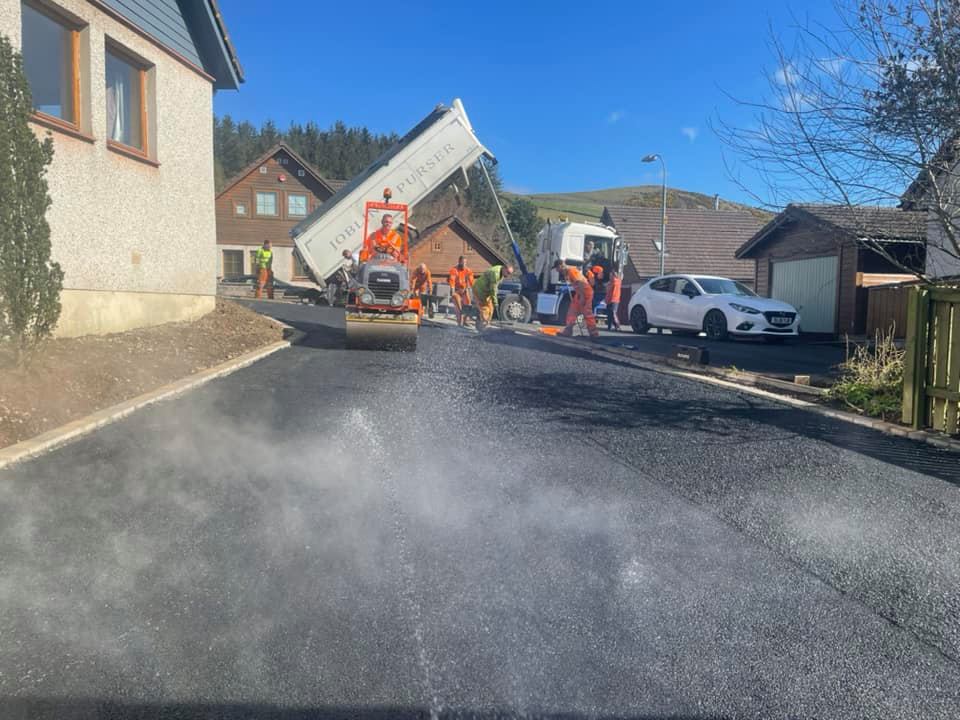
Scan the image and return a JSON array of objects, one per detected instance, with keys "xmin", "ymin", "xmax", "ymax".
[
  {"xmin": 0, "ymin": 331, "xmax": 641, "ymax": 713},
  {"xmin": 2, "ymin": 326, "xmax": 959, "ymax": 718}
]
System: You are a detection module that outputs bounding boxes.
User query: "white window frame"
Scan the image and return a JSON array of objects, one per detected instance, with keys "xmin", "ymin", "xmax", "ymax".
[
  {"xmin": 287, "ymin": 193, "xmax": 308, "ymax": 217},
  {"xmin": 255, "ymin": 191, "xmax": 278, "ymax": 216}
]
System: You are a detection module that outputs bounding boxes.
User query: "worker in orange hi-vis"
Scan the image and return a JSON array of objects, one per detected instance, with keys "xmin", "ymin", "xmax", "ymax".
[
  {"xmin": 553, "ymin": 259, "xmax": 599, "ymax": 340},
  {"xmin": 605, "ymin": 269, "xmax": 623, "ymax": 331},
  {"xmin": 410, "ymin": 263, "xmax": 433, "ymax": 317},
  {"xmin": 359, "ymin": 214, "xmax": 403, "ymax": 262},
  {"xmin": 447, "ymin": 255, "xmax": 475, "ymax": 327},
  {"xmin": 589, "ymin": 263, "xmax": 606, "ymax": 314}
]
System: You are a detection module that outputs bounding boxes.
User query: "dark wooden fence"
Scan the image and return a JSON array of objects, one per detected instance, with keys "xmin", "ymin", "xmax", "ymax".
[{"xmin": 866, "ymin": 285, "xmax": 912, "ymax": 339}]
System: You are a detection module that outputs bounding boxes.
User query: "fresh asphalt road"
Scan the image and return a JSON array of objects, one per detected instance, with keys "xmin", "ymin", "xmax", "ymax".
[
  {"xmin": 1, "ymin": 302, "xmax": 959, "ymax": 719},
  {"xmin": 590, "ymin": 329, "xmax": 845, "ymax": 381}
]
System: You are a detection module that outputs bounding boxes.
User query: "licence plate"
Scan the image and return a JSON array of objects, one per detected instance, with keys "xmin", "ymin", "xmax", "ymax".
[{"xmin": 771, "ymin": 316, "xmax": 791, "ymax": 325}]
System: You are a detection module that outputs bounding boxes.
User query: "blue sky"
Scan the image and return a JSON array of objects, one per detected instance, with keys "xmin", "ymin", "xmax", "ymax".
[{"xmin": 214, "ymin": 0, "xmax": 838, "ymax": 207}]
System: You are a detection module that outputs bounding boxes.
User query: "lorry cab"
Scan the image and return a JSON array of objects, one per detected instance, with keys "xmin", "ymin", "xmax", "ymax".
[{"xmin": 498, "ymin": 220, "xmax": 628, "ymax": 325}]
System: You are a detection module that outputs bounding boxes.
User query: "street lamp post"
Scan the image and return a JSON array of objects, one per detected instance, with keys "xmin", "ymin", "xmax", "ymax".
[{"xmin": 642, "ymin": 154, "xmax": 666, "ymax": 276}]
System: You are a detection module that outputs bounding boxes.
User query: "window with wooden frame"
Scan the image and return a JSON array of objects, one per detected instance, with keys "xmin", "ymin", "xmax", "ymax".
[
  {"xmin": 431, "ymin": 240, "xmax": 442, "ymax": 253},
  {"xmin": 255, "ymin": 191, "xmax": 278, "ymax": 216},
  {"xmin": 105, "ymin": 40, "xmax": 151, "ymax": 156},
  {"xmin": 221, "ymin": 250, "xmax": 243, "ymax": 277},
  {"xmin": 234, "ymin": 200, "xmax": 247, "ymax": 217},
  {"xmin": 21, "ymin": 1, "xmax": 84, "ymax": 133},
  {"xmin": 287, "ymin": 193, "xmax": 308, "ymax": 218}
]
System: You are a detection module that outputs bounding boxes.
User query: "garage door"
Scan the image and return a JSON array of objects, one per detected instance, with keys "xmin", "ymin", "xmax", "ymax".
[{"xmin": 771, "ymin": 256, "xmax": 838, "ymax": 334}]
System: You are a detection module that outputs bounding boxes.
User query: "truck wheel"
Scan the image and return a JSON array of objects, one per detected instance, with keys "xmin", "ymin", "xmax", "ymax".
[
  {"xmin": 500, "ymin": 294, "xmax": 532, "ymax": 324},
  {"xmin": 630, "ymin": 305, "xmax": 649, "ymax": 334}
]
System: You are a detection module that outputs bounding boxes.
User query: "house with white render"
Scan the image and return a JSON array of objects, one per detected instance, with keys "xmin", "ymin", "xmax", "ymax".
[{"xmin": 0, "ymin": 0, "xmax": 243, "ymax": 336}]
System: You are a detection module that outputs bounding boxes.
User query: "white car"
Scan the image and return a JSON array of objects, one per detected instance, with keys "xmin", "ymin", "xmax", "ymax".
[{"xmin": 627, "ymin": 274, "xmax": 801, "ymax": 341}]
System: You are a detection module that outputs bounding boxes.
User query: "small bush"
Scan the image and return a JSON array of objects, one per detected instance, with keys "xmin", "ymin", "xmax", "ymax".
[{"xmin": 827, "ymin": 328, "xmax": 904, "ymax": 420}]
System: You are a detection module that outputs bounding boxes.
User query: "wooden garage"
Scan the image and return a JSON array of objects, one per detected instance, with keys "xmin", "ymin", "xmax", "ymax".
[{"xmin": 735, "ymin": 205, "xmax": 926, "ymax": 337}]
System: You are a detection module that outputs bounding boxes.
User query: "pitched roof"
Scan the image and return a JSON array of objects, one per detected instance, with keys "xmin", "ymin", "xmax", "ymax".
[
  {"xmin": 737, "ymin": 204, "xmax": 926, "ymax": 258},
  {"xmin": 415, "ymin": 215, "xmax": 511, "ymax": 266},
  {"xmin": 216, "ymin": 143, "xmax": 336, "ymax": 198},
  {"xmin": 327, "ymin": 178, "xmax": 349, "ymax": 191},
  {"xmin": 602, "ymin": 205, "xmax": 761, "ymax": 280},
  {"xmin": 206, "ymin": 0, "xmax": 245, "ymax": 87}
]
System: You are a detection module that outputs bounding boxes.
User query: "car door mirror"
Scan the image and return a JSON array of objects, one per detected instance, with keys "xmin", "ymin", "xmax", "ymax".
[{"xmin": 682, "ymin": 288, "xmax": 698, "ymax": 299}]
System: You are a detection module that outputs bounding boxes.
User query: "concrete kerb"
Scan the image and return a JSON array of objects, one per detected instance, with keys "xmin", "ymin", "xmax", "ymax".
[
  {"xmin": 496, "ymin": 324, "xmax": 960, "ymax": 455},
  {"xmin": 0, "ymin": 338, "xmax": 292, "ymax": 471}
]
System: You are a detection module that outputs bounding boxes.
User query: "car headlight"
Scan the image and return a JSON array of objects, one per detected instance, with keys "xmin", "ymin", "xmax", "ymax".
[
  {"xmin": 729, "ymin": 303, "xmax": 761, "ymax": 314},
  {"xmin": 391, "ymin": 292, "xmax": 405, "ymax": 307},
  {"xmin": 359, "ymin": 288, "xmax": 374, "ymax": 305}
]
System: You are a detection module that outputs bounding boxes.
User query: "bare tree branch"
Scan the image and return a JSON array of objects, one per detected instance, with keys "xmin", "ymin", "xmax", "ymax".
[{"xmin": 713, "ymin": 0, "xmax": 960, "ymax": 279}]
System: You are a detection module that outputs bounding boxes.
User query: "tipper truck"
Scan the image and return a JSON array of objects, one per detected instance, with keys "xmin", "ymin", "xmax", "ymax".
[{"xmin": 290, "ymin": 99, "xmax": 495, "ymax": 349}]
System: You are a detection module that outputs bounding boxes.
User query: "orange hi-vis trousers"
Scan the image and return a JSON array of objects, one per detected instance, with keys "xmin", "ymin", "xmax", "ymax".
[
  {"xmin": 475, "ymin": 294, "xmax": 495, "ymax": 329},
  {"xmin": 256, "ymin": 268, "xmax": 273, "ymax": 299},
  {"xmin": 562, "ymin": 282, "xmax": 598, "ymax": 337},
  {"xmin": 451, "ymin": 290, "xmax": 471, "ymax": 325}
]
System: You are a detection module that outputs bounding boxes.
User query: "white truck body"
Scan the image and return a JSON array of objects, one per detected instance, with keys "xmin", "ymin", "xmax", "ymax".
[{"xmin": 290, "ymin": 99, "xmax": 492, "ymax": 285}]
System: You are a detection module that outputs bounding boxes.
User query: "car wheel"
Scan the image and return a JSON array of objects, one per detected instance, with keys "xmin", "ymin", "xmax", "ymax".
[
  {"xmin": 704, "ymin": 310, "xmax": 728, "ymax": 340},
  {"xmin": 630, "ymin": 305, "xmax": 649, "ymax": 334}
]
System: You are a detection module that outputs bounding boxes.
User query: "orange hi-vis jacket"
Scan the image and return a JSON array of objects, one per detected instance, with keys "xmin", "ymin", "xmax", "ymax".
[
  {"xmin": 605, "ymin": 274, "xmax": 622, "ymax": 304},
  {"xmin": 448, "ymin": 266, "xmax": 474, "ymax": 293},
  {"xmin": 564, "ymin": 266, "xmax": 587, "ymax": 286},
  {"xmin": 412, "ymin": 267, "xmax": 432, "ymax": 294},
  {"xmin": 360, "ymin": 229, "xmax": 403, "ymax": 262}
]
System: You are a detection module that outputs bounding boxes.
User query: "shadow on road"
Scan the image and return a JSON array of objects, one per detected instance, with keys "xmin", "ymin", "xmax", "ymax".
[
  {"xmin": 1, "ymin": 698, "xmax": 727, "ymax": 720},
  {"xmin": 488, "ymin": 334, "xmax": 960, "ymax": 486},
  {"xmin": 286, "ymin": 319, "xmax": 348, "ymax": 350}
]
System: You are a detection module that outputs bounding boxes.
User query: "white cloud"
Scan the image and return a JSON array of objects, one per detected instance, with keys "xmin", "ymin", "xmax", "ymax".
[
  {"xmin": 607, "ymin": 110, "xmax": 625, "ymax": 124},
  {"xmin": 905, "ymin": 58, "xmax": 923, "ymax": 73},
  {"xmin": 681, "ymin": 127, "xmax": 699, "ymax": 143},
  {"xmin": 774, "ymin": 63, "xmax": 798, "ymax": 86}
]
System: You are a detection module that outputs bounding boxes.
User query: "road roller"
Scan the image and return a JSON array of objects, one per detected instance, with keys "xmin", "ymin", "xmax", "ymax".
[{"xmin": 345, "ymin": 192, "xmax": 421, "ymax": 351}]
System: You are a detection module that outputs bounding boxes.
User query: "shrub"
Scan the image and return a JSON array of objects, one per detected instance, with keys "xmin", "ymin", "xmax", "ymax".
[{"xmin": 827, "ymin": 328, "xmax": 904, "ymax": 421}]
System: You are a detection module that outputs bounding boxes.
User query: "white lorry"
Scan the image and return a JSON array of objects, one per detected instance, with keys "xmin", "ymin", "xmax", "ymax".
[
  {"xmin": 499, "ymin": 220, "xmax": 629, "ymax": 324},
  {"xmin": 290, "ymin": 99, "xmax": 493, "ymax": 286}
]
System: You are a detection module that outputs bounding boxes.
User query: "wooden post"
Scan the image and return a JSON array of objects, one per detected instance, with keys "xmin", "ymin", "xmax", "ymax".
[{"xmin": 901, "ymin": 287, "xmax": 930, "ymax": 428}]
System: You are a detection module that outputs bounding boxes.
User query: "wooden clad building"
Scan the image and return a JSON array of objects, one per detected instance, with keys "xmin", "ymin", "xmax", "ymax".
[
  {"xmin": 215, "ymin": 144, "xmax": 338, "ymax": 283},
  {"xmin": 410, "ymin": 216, "xmax": 511, "ymax": 280}
]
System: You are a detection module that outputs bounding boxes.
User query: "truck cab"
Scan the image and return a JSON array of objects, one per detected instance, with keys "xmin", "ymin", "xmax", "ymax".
[{"xmin": 499, "ymin": 220, "xmax": 627, "ymax": 324}]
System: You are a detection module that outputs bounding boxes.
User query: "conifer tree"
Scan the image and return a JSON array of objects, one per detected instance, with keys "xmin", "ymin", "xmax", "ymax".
[{"xmin": 0, "ymin": 34, "xmax": 63, "ymax": 363}]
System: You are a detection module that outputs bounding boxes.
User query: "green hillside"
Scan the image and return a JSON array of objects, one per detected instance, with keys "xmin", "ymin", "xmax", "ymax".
[{"xmin": 503, "ymin": 186, "xmax": 772, "ymax": 223}]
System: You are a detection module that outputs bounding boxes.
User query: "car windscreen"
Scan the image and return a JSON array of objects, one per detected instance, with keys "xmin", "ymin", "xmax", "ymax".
[{"xmin": 697, "ymin": 278, "xmax": 757, "ymax": 297}]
